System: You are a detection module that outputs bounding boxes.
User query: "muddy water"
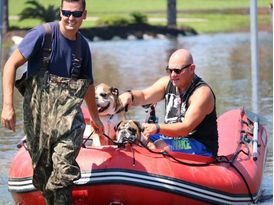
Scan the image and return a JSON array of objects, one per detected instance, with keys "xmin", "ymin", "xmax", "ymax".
[{"xmin": 0, "ymin": 31, "xmax": 272, "ymax": 204}]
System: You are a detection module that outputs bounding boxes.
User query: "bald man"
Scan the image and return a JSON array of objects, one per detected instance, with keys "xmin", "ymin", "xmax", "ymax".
[{"xmin": 119, "ymin": 49, "xmax": 218, "ymax": 157}]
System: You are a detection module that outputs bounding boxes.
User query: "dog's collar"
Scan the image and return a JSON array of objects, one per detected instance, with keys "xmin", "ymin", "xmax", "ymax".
[
  {"xmin": 115, "ymin": 106, "xmax": 125, "ymax": 114},
  {"xmin": 108, "ymin": 106, "xmax": 125, "ymax": 120}
]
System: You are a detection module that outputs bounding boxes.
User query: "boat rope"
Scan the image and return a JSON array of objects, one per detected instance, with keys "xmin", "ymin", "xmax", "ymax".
[
  {"xmin": 216, "ymin": 150, "xmax": 255, "ymax": 204},
  {"xmin": 138, "ymin": 104, "xmax": 217, "ymax": 166},
  {"xmin": 232, "ymin": 163, "xmax": 255, "ymax": 203},
  {"xmin": 82, "ymin": 130, "xmax": 95, "ymax": 148},
  {"xmin": 136, "ymin": 139, "xmax": 217, "ymax": 166},
  {"xmin": 131, "ymin": 145, "xmax": 136, "ymax": 166},
  {"xmin": 83, "ymin": 105, "xmax": 256, "ymax": 203},
  {"xmin": 82, "ymin": 127, "xmax": 140, "ymax": 148},
  {"xmin": 137, "ymin": 138, "xmax": 256, "ymax": 203},
  {"xmin": 85, "ymin": 129, "xmax": 255, "ymax": 203}
]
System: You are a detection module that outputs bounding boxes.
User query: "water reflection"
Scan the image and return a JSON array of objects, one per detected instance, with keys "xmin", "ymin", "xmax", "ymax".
[
  {"xmin": 91, "ymin": 32, "xmax": 272, "ymax": 117},
  {"xmin": 0, "ymin": 32, "xmax": 272, "ymax": 204}
]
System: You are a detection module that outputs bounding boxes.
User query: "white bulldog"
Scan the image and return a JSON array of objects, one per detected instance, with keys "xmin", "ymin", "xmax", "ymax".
[
  {"xmin": 115, "ymin": 120, "xmax": 146, "ymax": 145},
  {"xmin": 91, "ymin": 83, "xmax": 126, "ymax": 146}
]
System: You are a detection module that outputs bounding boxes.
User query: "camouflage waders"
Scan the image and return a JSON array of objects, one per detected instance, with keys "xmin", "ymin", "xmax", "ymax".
[{"xmin": 23, "ymin": 72, "xmax": 90, "ymax": 205}]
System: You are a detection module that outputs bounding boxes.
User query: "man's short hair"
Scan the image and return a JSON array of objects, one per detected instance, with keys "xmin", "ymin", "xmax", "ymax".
[{"xmin": 61, "ymin": 0, "xmax": 86, "ymax": 10}]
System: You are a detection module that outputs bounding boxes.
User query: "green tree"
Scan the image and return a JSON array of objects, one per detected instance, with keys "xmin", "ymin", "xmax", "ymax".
[{"xmin": 19, "ymin": 0, "xmax": 59, "ymax": 22}]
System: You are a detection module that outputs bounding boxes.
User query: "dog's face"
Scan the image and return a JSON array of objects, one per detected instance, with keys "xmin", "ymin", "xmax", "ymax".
[
  {"xmin": 115, "ymin": 120, "xmax": 142, "ymax": 144},
  {"xmin": 95, "ymin": 83, "xmax": 119, "ymax": 115}
]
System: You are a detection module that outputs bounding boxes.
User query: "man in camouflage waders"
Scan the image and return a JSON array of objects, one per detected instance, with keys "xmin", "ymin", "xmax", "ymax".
[{"xmin": 1, "ymin": 0, "xmax": 104, "ymax": 204}]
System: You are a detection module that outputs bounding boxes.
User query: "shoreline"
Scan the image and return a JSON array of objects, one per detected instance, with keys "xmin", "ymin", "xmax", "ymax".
[{"xmin": 4, "ymin": 24, "xmax": 198, "ymax": 43}]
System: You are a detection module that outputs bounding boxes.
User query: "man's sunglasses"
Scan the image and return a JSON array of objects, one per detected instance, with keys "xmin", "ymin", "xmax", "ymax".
[
  {"xmin": 166, "ymin": 64, "xmax": 192, "ymax": 74},
  {"xmin": 61, "ymin": 10, "xmax": 84, "ymax": 18}
]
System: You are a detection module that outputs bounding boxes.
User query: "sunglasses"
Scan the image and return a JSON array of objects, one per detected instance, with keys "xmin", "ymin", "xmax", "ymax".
[
  {"xmin": 166, "ymin": 64, "xmax": 192, "ymax": 74},
  {"xmin": 61, "ymin": 10, "xmax": 84, "ymax": 18}
]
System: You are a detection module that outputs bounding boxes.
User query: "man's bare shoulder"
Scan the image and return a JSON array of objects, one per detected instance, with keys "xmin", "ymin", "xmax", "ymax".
[
  {"xmin": 189, "ymin": 85, "xmax": 215, "ymax": 114},
  {"xmin": 194, "ymin": 85, "xmax": 213, "ymax": 97}
]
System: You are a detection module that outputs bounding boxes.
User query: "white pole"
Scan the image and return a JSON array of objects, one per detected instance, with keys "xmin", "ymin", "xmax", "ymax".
[{"xmin": 250, "ymin": 0, "xmax": 260, "ymax": 113}]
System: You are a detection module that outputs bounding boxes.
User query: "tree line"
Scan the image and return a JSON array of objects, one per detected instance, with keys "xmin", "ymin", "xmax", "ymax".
[{"xmin": 1, "ymin": 0, "xmax": 177, "ymax": 33}]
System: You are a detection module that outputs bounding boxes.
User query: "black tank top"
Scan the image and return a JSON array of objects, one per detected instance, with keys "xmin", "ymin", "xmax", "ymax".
[{"xmin": 164, "ymin": 75, "xmax": 219, "ymax": 156}]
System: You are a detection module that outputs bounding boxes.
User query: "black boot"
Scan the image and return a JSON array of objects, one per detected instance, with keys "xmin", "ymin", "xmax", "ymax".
[
  {"xmin": 42, "ymin": 191, "xmax": 54, "ymax": 205},
  {"xmin": 53, "ymin": 187, "xmax": 72, "ymax": 205}
]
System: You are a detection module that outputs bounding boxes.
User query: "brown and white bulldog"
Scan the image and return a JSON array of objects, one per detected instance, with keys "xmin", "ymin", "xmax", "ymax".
[
  {"xmin": 115, "ymin": 120, "xmax": 145, "ymax": 145},
  {"xmin": 91, "ymin": 83, "xmax": 126, "ymax": 146}
]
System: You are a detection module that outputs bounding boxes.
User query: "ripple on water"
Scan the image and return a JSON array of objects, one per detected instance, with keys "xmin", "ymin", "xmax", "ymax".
[{"xmin": 0, "ymin": 32, "xmax": 272, "ymax": 204}]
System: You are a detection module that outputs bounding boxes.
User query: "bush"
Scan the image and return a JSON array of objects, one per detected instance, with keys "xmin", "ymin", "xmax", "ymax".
[
  {"xmin": 130, "ymin": 11, "xmax": 148, "ymax": 24},
  {"xmin": 95, "ymin": 12, "xmax": 148, "ymax": 27},
  {"xmin": 95, "ymin": 16, "xmax": 131, "ymax": 26}
]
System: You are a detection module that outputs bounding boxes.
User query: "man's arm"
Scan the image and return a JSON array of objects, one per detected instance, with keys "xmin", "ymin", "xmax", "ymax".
[
  {"xmin": 119, "ymin": 76, "xmax": 169, "ymax": 108},
  {"xmin": 142, "ymin": 85, "xmax": 215, "ymax": 138},
  {"xmin": 1, "ymin": 49, "xmax": 27, "ymax": 131},
  {"xmin": 84, "ymin": 83, "xmax": 104, "ymax": 134}
]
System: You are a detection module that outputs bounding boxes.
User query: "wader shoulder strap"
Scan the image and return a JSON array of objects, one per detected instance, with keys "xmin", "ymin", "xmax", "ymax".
[
  {"xmin": 76, "ymin": 33, "xmax": 82, "ymax": 60},
  {"xmin": 71, "ymin": 33, "xmax": 83, "ymax": 79},
  {"xmin": 41, "ymin": 23, "xmax": 53, "ymax": 71},
  {"xmin": 40, "ymin": 24, "xmax": 83, "ymax": 79}
]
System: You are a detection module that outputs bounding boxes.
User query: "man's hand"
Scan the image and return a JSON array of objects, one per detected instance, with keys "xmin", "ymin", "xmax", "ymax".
[
  {"xmin": 141, "ymin": 123, "xmax": 158, "ymax": 140},
  {"xmin": 119, "ymin": 92, "xmax": 133, "ymax": 111},
  {"xmin": 90, "ymin": 118, "xmax": 104, "ymax": 136},
  {"xmin": 1, "ymin": 105, "xmax": 16, "ymax": 132}
]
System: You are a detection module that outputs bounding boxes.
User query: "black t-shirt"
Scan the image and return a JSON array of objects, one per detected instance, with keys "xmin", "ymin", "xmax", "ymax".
[{"xmin": 164, "ymin": 75, "xmax": 219, "ymax": 156}]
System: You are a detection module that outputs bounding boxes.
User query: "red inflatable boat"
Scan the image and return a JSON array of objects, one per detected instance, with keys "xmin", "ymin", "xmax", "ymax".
[{"xmin": 8, "ymin": 108, "xmax": 268, "ymax": 205}]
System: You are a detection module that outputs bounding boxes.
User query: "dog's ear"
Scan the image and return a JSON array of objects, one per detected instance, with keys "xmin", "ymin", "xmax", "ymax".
[
  {"xmin": 115, "ymin": 120, "xmax": 123, "ymax": 131},
  {"xmin": 110, "ymin": 87, "xmax": 119, "ymax": 97}
]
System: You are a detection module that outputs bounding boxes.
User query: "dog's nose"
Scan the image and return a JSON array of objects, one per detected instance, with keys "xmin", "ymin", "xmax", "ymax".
[{"xmin": 128, "ymin": 136, "xmax": 135, "ymax": 141}]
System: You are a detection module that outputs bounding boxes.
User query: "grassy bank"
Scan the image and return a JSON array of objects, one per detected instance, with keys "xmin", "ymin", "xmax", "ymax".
[{"xmin": 8, "ymin": 0, "xmax": 272, "ymax": 33}]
